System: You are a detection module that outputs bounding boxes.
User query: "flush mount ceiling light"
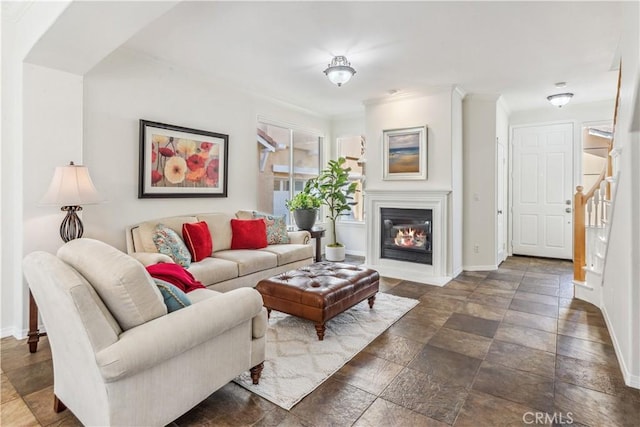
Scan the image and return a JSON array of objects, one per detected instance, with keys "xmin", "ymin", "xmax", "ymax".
[
  {"xmin": 547, "ymin": 92, "xmax": 574, "ymax": 108},
  {"xmin": 323, "ymin": 55, "xmax": 356, "ymax": 87}
]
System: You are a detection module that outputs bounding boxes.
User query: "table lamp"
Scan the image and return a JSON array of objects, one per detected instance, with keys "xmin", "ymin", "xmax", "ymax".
[{"xmin": 41, "ymin": 161, "xmax": 103, "ymax": 242}]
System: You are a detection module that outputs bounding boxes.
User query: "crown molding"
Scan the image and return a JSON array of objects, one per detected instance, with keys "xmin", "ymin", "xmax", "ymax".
[{"xmin": 363, "ymin": 85, "xmax": 453, "ymax": 107}]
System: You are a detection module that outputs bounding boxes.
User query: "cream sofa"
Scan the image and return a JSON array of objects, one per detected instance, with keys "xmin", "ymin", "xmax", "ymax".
[
  {"xmin": 23, "ymin": 238, "xmax": 267, "ymax": 426},
  {"xmin": 126, "ymin": 211, "xmax": 314, "ymax": 292}
]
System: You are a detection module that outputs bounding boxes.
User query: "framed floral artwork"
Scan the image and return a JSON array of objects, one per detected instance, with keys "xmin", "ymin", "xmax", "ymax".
[
  {"xmin": 138, "ymin": 120, "xmax": 229, "ymax": 198},
  {"xmin": 382, "ymin": 126, "xmax": 427, "ymax": 181}
]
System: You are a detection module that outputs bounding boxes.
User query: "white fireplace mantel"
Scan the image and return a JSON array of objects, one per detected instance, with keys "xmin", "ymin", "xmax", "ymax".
[{"xmin": 365, "ymin": 189, "xmax": 451, "ymax": 286}]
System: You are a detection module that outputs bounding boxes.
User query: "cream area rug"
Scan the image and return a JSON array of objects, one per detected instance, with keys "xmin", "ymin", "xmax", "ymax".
[{"xmin": 234, "ymin": 292, "xmax": 418, "ymax": 410}]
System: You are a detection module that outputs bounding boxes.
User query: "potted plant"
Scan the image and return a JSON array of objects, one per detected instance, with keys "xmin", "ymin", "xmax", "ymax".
[
  {"xmin": 285, "ymin": 189, "xmax": 321, "ymax": 230},
  {"xmin": 307, "ymin": 157, "xmax": 358, "ymax": 261}
]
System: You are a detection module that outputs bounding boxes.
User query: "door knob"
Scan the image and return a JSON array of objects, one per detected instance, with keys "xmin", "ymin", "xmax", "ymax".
[
  {"xmin": 565, "ymin": 207, "xmax": 572, "ymax": 213},
  {"xmin": 566, "ymin": 200, "xmax": 572, "ymax": 205},
  {"xmin": 498, "ymin": 210, "xmax": 503, "ymax": 214}
]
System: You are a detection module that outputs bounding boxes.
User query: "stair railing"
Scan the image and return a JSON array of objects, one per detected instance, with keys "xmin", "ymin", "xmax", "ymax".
[
  {"xmin": 573, "ymin": 63, "xmax": 621, "ymax": 283},
  {"xmin": 573, "ymin": 168, "xmax": 607, "ymax": 282}
]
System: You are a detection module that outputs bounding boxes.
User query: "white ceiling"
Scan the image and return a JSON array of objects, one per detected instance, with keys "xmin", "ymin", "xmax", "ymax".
[{"xmin": 53, "ymin": 2, "xmax": 634, "ymax": 116}]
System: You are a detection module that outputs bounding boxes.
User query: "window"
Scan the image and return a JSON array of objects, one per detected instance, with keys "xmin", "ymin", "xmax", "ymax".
[
  {"xmin": 337, "ymin": 136, "xmax": 365, "ymax": 222},
  {"xmin": 257, "ymin": 122, "xmax": 322, "ymax": 225}
]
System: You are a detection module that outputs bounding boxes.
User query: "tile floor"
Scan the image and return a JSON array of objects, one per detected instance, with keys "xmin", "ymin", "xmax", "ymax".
[{"xmin": 2, "ymin": 256, "xmax": 639, "ymax": 426}]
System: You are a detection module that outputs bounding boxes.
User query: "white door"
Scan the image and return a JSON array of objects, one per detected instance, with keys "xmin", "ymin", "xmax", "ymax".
[
  {"xmin": 497, "ymin": 138, "xmax": 507, "ymax": 263},
  {"xmin": 512, "ymin": 123, "xmax": 573, "ymax": 259}
]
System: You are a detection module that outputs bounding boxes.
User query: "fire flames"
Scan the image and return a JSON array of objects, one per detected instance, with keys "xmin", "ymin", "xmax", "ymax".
[{"xmin": 394, "ymin": 227, "xmax": 426, "ymax": 247}]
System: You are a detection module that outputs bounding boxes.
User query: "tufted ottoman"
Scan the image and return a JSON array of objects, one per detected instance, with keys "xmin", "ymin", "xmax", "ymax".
[{"xmin": 256, "ymin": 262, "xmax": 380, "ymax": 340}]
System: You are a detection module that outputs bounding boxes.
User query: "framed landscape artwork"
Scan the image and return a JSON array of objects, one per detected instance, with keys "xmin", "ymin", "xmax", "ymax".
[
  {"xmin": 382, "ymin": 126, "xmax": 427, "ymax": 180},
  {"xmin": 139, "ymin": 120, "xmax": 229, "ymax": 198}
]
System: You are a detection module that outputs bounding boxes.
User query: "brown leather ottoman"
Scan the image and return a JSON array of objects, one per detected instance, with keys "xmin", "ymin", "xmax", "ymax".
[{"xmin": 256, "ymin": 262, "xmax": 380, "ymax": 340}]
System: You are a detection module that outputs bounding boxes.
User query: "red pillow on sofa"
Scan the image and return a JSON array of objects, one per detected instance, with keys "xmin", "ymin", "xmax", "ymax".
[
  {"xmin": 182, "ymin": 221, "xmax": 213, "ymax": 262},
  {"xmin": 231, "ymin": 218, "xmax": 268, "ymax": 249}
]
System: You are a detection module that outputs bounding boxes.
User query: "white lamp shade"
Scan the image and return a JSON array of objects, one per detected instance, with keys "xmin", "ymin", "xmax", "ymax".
[
  {"xmin": 326, "ymin": 67, "xmax": 354, "ymax": 86},
  {"xmin": 41, "ymin": 163, "xmax": 103, "ymax": 206}
]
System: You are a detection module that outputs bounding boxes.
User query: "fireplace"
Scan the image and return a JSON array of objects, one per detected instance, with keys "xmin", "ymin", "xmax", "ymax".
[
  {"xmin": 365, "ymin": 189, "xmax": 450, "ymax": 286},
  {"xmin": 380, "ymin": 208, "xmax": 432, "ymax": 265}
]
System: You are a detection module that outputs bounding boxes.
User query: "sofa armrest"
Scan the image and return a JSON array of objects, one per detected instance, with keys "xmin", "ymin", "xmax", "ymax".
[
  {"xmin": 252, "ymin": 307, "xmax": 268, "ymax": 339},
  {"xmin": 129, "ymin": 252, "xmax": 175, "ymax": 266},
  {"xmin": 288, "ymin": 230, "xmax": 311, "ymax": 245},
  {"xmin": 95, "ymin": 287, "xmax": 263, "ymax": 382}
]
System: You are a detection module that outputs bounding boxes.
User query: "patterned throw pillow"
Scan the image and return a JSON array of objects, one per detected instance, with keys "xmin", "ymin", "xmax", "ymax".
[
  {"xmin": 252, "ymin": 211, "xmax": 290, "ymax": 245},
  {"xmin": 153, "ymin": 279, "xmax": 192, "ymax": 313},
  {"xmin": 152, "ymin": 223, "xmax": 192, "ymax": 267}
]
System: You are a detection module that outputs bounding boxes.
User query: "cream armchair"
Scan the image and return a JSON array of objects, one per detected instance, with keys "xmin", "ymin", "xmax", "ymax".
[{"xmin": 23, "ymin": 238, "xmax": 267, "ymax": 427}]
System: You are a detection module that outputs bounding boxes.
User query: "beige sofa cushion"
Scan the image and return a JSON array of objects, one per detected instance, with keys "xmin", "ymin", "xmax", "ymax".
[
  {"xmin": 212, "ymin": 250, "xmax": 278, "ymax": 276},
  {"xmin": 137, "ymin": 216, "xmax": 199, "ymax": 253},
  {"xmin": 260, "ymin": 244, "xmax": 313, "ymax": 266},
  {"xmin": 186, "ymin": 288, "xmax": 221, "ymax": 303},
  {"xmin": 187, "ymin": 257, "xmax": 239, "ymax": 286},
  {"xmin": 196, "ymin": 213, "xmax": 234, "ymax": 253},
  {"xmin": 58, "ymin": 238, "xmax": 167, "ymax": 331},
  {"xmin": 235, "ymin": 210, "xmax": 254, "ymax": 220}
]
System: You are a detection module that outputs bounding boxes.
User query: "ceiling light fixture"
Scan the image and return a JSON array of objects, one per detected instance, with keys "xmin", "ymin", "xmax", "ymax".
[
  {"xmin": 323, "ymin": 56, "xmax": 356, "ymax": 87},
  {"xmin": 547, "ymin": 92, "xmax": 574, "ymax": 108}
]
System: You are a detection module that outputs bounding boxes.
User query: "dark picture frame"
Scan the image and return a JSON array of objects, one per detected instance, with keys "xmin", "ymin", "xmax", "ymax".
[{"xmin": 138, "ymin": 120, "xmax": 229, "ymax": 198}]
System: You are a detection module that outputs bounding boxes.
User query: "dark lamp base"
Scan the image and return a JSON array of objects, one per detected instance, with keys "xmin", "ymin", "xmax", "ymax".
[{"xmin": 60, "ymin": 206, "xmax": 84, "ymax": 242}]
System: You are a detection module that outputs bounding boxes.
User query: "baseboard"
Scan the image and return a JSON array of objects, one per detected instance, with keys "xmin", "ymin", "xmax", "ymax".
[
  {"xmin": 452, "ymin": 266, "xmax": 463, "ymax": 278},
  {"xmin": 601, "ymin": 304, "xmax": 640, "ymax": 389},
  {"xmin": 627, "ymin": 373, "xmax": 640, "ymax": 389},
  {"xmin": 345, "ymin": 249, "xmax": 366, "ymax": 257},
  {"xmin": 462, "ymin": 264, "xmax": 498, "ymax": 272},
  {"xmin": 363, "ymin": 263, "xmax": 451, "ymax": 286},
  {"xmin": 0, "ymin": 325, "xmax": 36, "ymax": 340},
  {"xmin": 1, "ymin": 326, "xmax": 17, "ymax": 339}
]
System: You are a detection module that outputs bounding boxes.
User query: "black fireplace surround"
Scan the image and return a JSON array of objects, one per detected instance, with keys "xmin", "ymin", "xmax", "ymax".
[{"xmin": 380, "ymin": 207, "xmax": 432, "ymax": 265}]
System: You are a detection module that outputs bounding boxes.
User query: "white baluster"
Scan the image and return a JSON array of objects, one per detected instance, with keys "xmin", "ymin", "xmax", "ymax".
[
  {"xmin": 593, "ymin": 189, "xmax": 600, "ymax": 227},
  {"xmin": 600, "ymin": 180, "xmax": 607, "ymax": 226},
  {"xmin": 586, "ymin": 198, "xmax": 593, "ymax": 227}
]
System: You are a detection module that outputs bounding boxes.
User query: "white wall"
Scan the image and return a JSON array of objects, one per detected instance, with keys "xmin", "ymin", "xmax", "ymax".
[
  {"xmin": 1, "ymin": 1, "xmax": 73, "ymax": 337},
  {"xmin": 600, "ymin": 1, "xmax": 640, "ymax": 388},
  {"xmin": 83, "ymin": 48, "xmax": 331, "ymax": 251},
  {"xmin": 462, "ymin": 95, "xmax": 498, "ymax": 270},
  {"xmin": 364, "ymin": 90, "xmax": 456, "ymax": 276},
  {"xmin": 23, "ymin": 64, "xmax": 84, "ymax": 256},
  {"xmin": 364, "ymin": 91, "xmax": 453, "ymax": 191},
  {"xmin": 451, "ymin": 89, "xmax": 464, "ymax": 276}
]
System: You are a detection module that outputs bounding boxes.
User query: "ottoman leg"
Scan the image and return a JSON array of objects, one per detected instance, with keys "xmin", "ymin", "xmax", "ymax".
[
  {"xmin": 314, "ymin": 323, "xmax": 326, "ymax": 341},
  {"xmin": 368, "ymin": 294, "xmax": 376, "ymax": 309},
  {"xmin": 266, "ymin": 308, "xmax": 272, "ymax": 319}
]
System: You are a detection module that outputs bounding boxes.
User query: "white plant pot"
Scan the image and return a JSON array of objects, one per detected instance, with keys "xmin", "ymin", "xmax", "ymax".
[{"xmin": 325, "ymin": 245, "xmax": 345, "ymax": 262}]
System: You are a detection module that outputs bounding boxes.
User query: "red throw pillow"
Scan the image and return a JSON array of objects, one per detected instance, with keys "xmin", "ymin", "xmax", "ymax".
[
  {"xmin": 182, "ymin": 221, "xmax": 213, "ymax": 262},
  {"xmin": 231, "ymin": 218, "xmax": 268, "ymax": 249}
]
